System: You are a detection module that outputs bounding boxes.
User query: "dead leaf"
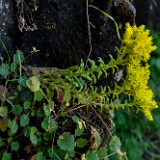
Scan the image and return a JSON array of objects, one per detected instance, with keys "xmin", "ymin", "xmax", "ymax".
[
  {"xmin": 24, "ymin": 144, "xmax": 33, "ymax": 154},
  {"xmin": 0, "ymin": 118, "xmax": 8, "ymax": 132},
  {"xmin": 0, "ymin": 85, "xmax": 8, "ymax": 101},
  {"xmin": 31, "ymin": 154, "xmax": 37, "ymax": 160}
]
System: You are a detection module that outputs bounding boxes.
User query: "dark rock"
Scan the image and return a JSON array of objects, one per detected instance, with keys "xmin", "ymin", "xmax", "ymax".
[
  {"xmin": 21, "ymin": 0, "xmax": 88, "ymax": 68},
  {"xmin": 134, "ymin": 0, "xmax": 160, "ymax": 26},
  {"xmin": 0, "ymin": 0, "xmax": 17, "ymax": 59},
  {"xmin": 20, "ymin": 0, "xmax": 136, "ymax": 68}
]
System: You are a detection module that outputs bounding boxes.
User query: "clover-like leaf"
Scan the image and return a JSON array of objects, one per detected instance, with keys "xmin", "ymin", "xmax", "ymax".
[
  {"xmin": 8, "ymin": 119, "xmax": 18, "ymax": 134},
  {"xmin": 13, "ymin": 50, "xmax": 24, "ymax": 64},
  {"xmin": 86, "ymin": 151, "xmax": 99, "ymax": 160},
  {"xmin": 35, "ymin": 90, "xmax": 44, "ymax": 101},
  {"xmin": 30, "ymin": 133, "xmax": 37, "ymax": 145},
  {"xmin": 24, "ymin": 101, "xmax": 31, "ymax": 109},
  {"xmin": 37, "ymin": 151, "xmax": 46, "ymax": 160},
  {"xmin": 12, "ymin": 104, "xmax": 22, "ymax": 115},
  {"xmin": 76, "ymin": 138, "xmax": 88, "ymax": 148},
  {"xmin": 20, "ymin": 114, "xmax": 29, "ymax": 127},
  {"xmin": 2, "ymin": 152, "xmax": 11, "ymax": 160},
  {"xmin": 43, "ymin": 104, "xmax": 51, "ymax": 116},
  {"xmin": 0, "ymin": 63, "xmax": 9, "ymax": 78},
  {"xmin": 11, "ymin": 141, "xmax": 20, "ymax": 152},
  {"xmin": 57, "ymin": 132, "xmax": 76, "ymax": 152},
  {"xmin": 109, "ymin": 136, "xmax": 121, "ymax": 152},
  {"xmin": 26, "ymin": 76, "xmax": 40, "ymax": 92},
  {"xmin": 43, "ymin": 132, "xmax": 52, "ymax": 141},
  {"xmin": 18, "ymin": 76, "xmax": 28, "ymax": 87},
  {"xmin": 41, "ymin": 117, "xmax": 58, "ymax": 133},
  {"xmin": 96, "ymin": 147, "xmax": 108, "ymax": 159}
]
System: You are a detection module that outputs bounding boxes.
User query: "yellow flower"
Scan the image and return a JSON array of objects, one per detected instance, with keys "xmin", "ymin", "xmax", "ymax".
[
  {"xmin": 121, "ymin": 23, "xmax": 158, "ymax": 120},
  {"xmin": 122, "ymin": 23, "xmax": 157, "ymax": 62},
  {"xmin": 142, "ymin": 108, "xmax": 153, "ymax": 121}
]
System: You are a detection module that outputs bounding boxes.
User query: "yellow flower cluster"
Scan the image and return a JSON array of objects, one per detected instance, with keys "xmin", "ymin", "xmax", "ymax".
[{"xmin": 121, "ymin": 23, "xmax": 158, "ymax": 120}]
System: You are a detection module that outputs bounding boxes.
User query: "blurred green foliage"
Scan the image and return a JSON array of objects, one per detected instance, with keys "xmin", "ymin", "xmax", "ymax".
[{"xmin": 114, "ymin": 24, "xmax": 160, "ymax": 160}]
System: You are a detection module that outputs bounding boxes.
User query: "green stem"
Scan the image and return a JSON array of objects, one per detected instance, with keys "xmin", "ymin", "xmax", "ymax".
[
  {"xmin": 0, "ymin": 38, "xmax": 10, "ymax": 61},
  {"xmin": 18, "ymin": 51, "xmax": 22, "ymax": 88}
]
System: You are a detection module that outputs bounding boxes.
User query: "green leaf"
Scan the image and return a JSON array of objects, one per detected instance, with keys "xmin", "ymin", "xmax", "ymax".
[
  {"xmin": 30, "ymin": 126, "xmax": 37, "ymax": 134},
  {"xmin": 37, "ymin": 108, "xmax": 45, "ymax": 117},
  {"xmin": 26, "ymin": 76, "xmax": 40, "ymax": 92},
  {"xmin": 48, "ymin": 147, "xmax": 65, "ymax": 160},
  {"xmin": 43, "ymin": 104, "xmax": 51, "ymax": 116},
  {"xmin": 96, "ymin": 147, "xmax": 107, "ymax": 159},
  {"xmin": 20, "ymin": 114, "xmax": 29, "ymax": 127},
  {"xmin": 72, "ymin": 115, "xmax": 79, "ymax": 123},
  {"xmin": 97, "ymin": 70, "xmax": 103, "ymax": 79},
  {"xmin": 41, "ymin": 117, "xmax": 58, "ymax": 133},
  {"xmin": 8, "ymin": 120, "xmax": 18, "ymax": 134},
  {"xmin": 35, "ymin": 90, "xmax": 44, "ymax": 101},
  {"xmin": 0, "ymin": 137, "xmax": 3, "ymax": 147},
  {"xmin": 7, "ymin": 137, "xmax": 12, "ymax": 143},
  {"xmin": 0, "ymin": 107, "xmax": 8, "ymax": 117},
  {"xmin": 18, "ymin": 76, "xmax": 28, "ymax": 87},
  {"xmin": 89, "ymin": 5, "xmax": 120, "ymax": 40},
  {"xmin": 82, "ymin": 75, "xmax": 92, "ymax": 81},
  {"xmin": 2, "ymin": 152, "xmax": 11, "ymax": 160},
  {"xmin": 75, "ymin": 124, "xmax": 84, "ymax": 137},
  {"xmin": 43, "ymin": 132, "xmax": 52, "ymax": 141},
  {"xmin": 37, "ymin": 152, "xmax": 46, "ymax": 160},
  {"xmin": 10, "ymin": 62, "xmax": 16, "ymax": 72},
  {"xmin": 13, "ymin": 50, "xmax": 24, "ymax": 64},
  {"xmin": 76, "ymin": 138, "xmax": 88, "ymax": 148},
  {"xmin": 23, "ymin": 126, "xmax": 31, "ymax": 137},
  {"xmin": 109, "ymin": 136, "xmax": 121, "ymax": 152},
  {"xmin": 63, "ymin": 89, "xmax": 71, "ymax": 103},
  {"xmin": 86, "ymin": 151, "xmax": 99, "ymax": 160},
  {"xmin": 24, "ymin": 101, "xmax": 31, "ymax": 109},
  {"xmin": 30, "ymin": 133, "xmax": 38, "ymax": 145},
  {"xmin": 72, "ymin": 116, "xmax": 85, "ymax": 137},
  {"xmin": 57, "ymin": 132, "xmax": 76, "ymax": 152},
  {"xmin": 0, "ymin": 63, "xmax": 9, "ymax": 78},
  {"xmin": 12, "ymin": 104, "xmax": 22, "ymax": 115},
  {"xmin": 11, "ymin": 141, "xmax": 20, "ymax": 152}
]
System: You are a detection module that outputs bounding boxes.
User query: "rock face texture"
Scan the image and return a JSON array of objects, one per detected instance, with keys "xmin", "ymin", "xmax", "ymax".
[
  {"xmin": 0, "ymin": 0, "xmax": 17, "ymax": 58},
  {"xmin": 19, "ymin": 0, "xmax": 136, "ymax": 68},
  {"xmin": 134, "ymin": 0, "xmax": 160, "ymax": 26},
  {"xmin": 0, "ymin": 0, "xmax": 136, "ymax": 68}
]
